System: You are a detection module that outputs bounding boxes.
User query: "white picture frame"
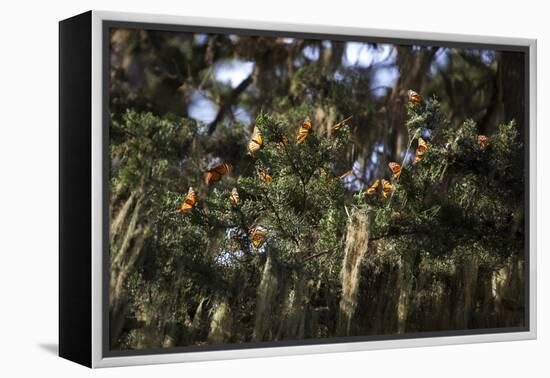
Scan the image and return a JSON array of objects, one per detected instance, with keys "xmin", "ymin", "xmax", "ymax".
[{"xmin": 59, "ymin": 10, "xmax": 537, "ymax": 368}]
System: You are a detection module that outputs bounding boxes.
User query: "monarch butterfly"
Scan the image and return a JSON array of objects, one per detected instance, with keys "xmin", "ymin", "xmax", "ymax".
[
  {"xmin": 388, "ymin": 162, "xmax": 401, "ymax": 180},
  {"xmin": 204, "ymin": 162, "xmax": 232, "ymax": 185},
  {"xmin": 407, "ymin": 89, "xmax": 422, "ymax": 104},
  {"xmin": 414, "ymin": 137, "xmax": 428, "ymax": 164},
  {"xmin": 258, "ymin": 171, "xmax": 273, "ymax": 182},
  {"xmin": 250, "ymin": 227, "xmax": 267, "ymax": 249},
  {"xmin": 382, "ymin": 179, "xmax": 393, "ymax": 198},
  {"xmin": 478, "ymin": 135, "xmax": 490, "ymax": 150},
  {"xmin": 229, "ymin": 187, "xmax": 240, "ymax": 207},
  {"xmin": 366, "ymin": 179, "xmax": 392, "ymax": 198},
  {"xmin": 296, "ymin": 117, "xmax": 312, "ymax": 144},
  {"xmin": 176, "ymin": 187, "xmax": 197, "ymax": 213},
  {"xmin": 247, "ymin": 126, "xmax": 264, "ymax": 156},
  {"xmin": 366, "ymin": 179, "xmax": 380, "ymax": 195},
  {"xmin": 330, "ymin": 115, "xmax": 353, "ymax": 132}
]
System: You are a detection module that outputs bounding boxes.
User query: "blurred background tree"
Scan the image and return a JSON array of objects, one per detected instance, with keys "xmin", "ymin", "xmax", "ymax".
[{"xmin": 108, "ymin": 28, "xmax": 526, "ymax": 350}]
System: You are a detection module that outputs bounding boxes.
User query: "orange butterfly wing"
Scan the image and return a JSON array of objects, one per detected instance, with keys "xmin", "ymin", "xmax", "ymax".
[
  {"xmin": 382, "ymin": 179, "xmax": 393, "ymax": 198},
  {"xmin": 214, "ymin": 163, "xmax": 231, "ymax": 175},
  {"xmin": 478, "ymin": 135, "xmax": 490, "ymax": 150},
  {"xmin": 230, "ymin": 187, "xmax": 240, "ymax": 206},
  {"xmin": 205, "ymin": 163, "xmax": 231, "ymax": 184},
  {"xmin": 204, "ymin": 171, "xmax": 220, "ymax": 185},
  {"xmin": 366, "ymin": 180, "xmax": 380, "ymax": 195},
  {"xmin": 414, "ymin": 138, "xmax": 428, "ymax": 164},
  {"xmin": 388, "ymin": 162, "xmax": 401, "ymax": 179},
  {"xmin": 301, "ymin": 117, "xmax": 312, "ymax": 131},
  {"xmin": 259, "ymin": 171, "xmax": 273, "ymax": 182},
  {"xmin": 250, "ymin": 227, "xmax": 267, "ymax": 248},
  {"xmin": 296, "ymin": 117, "xmax": 312, "ymax": 144},
  {"xmin": 407, "ymin": 89, "xmax": 423, "ymax": 104},
  {"xmin": 177, "ymin": 187, "xmax": 197, "ymax": 213},
  {"xmin": 247, "ymin": 127, "xmax": 264, "ymax": 156}
]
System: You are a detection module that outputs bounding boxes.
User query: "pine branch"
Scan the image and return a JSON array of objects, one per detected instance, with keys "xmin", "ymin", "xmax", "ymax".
[
  {"xmin": 207, "ymin": 74, "xmax": 254, "ymax": 135},
  {"xmin": 261, "ymin": 187, "xmax": 301, "ymax": 247}
]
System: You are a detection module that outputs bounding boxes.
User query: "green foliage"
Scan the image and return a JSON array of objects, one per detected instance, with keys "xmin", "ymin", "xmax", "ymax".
[
  {"xmin": 110, "ymin": 109, "xmax": 197, "ymax": 191},
  {"xmin": 362, "ymin": 97, "xmax": 524, "ymax": 270}
]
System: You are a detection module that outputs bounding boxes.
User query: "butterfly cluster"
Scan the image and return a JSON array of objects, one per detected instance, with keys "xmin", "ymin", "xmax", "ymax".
[
  {"xmin": 365, "ymin": 90, "xmax": 431, "ymax": 200},
  {"xmin": 174, "ymin": 113, "xmax": 354, "ymax": 251}
]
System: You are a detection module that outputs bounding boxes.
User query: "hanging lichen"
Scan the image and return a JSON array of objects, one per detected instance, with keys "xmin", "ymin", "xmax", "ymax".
[
  {"xmin": 208, "ymin": 300, "xmax": 233, "ymax": 344},
  {"xmin": 278, "ymin": 276, "xmax": 308, "ymax": 340},
  {"xmin": 338, "ymin": 210, "xmax": 370, "ymax": 335},
  {"xmin": 396, "ymin": 256, "xmax": 413, "ymax": 334},
  {"xmin": 253, "ymin": 254, "xmax": 279, "ymax": 341}
]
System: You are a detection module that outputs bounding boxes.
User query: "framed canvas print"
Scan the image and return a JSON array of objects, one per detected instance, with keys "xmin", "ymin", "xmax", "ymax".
[{"xmin": 59, "ymin": 10, "xmax": 537, "ymax": 368}]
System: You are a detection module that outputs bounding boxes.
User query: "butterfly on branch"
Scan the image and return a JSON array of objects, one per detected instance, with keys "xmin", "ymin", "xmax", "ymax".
[
  {"xmin": 247, "ymin": 126, "xmax": 264, "ymax": 156},
  {"xmin": 258, "ymin": 170, "xmax": 273, "ymax": 183},
  {"xmin": 249, "ymin": 227, "xmax": 267, "ymax": 249},
  {"xmin": 366, "ymin": 179, "xmax": 393, "ymax": 198},
  {"xmin": 296, "ymin": 117, "xmax": 312, "ymax": 144},
  {"xmin": 229, "ymin": 187, "xmax": 240, "ymax": 207},
  {"xmin": 176, "ymin": 187, "xmax": 197, "ymax": 213},
  {"xmin": 388, "ymin": 162, "xmax": 401, "ymax": 180},
  {"xmin": 407, "ymin": 89, "xmax": 423, "ymax": 105},
  {"xmin": 478, "ymin": 135, "xmax": 490, "ymax": 150},
  {"xmin": 205, "ymin": 162, "xmax": 232, "ymax": 185},
  {"xmin": 414, "ymin": 137, "xmax": 428, "ymax": 164}
]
